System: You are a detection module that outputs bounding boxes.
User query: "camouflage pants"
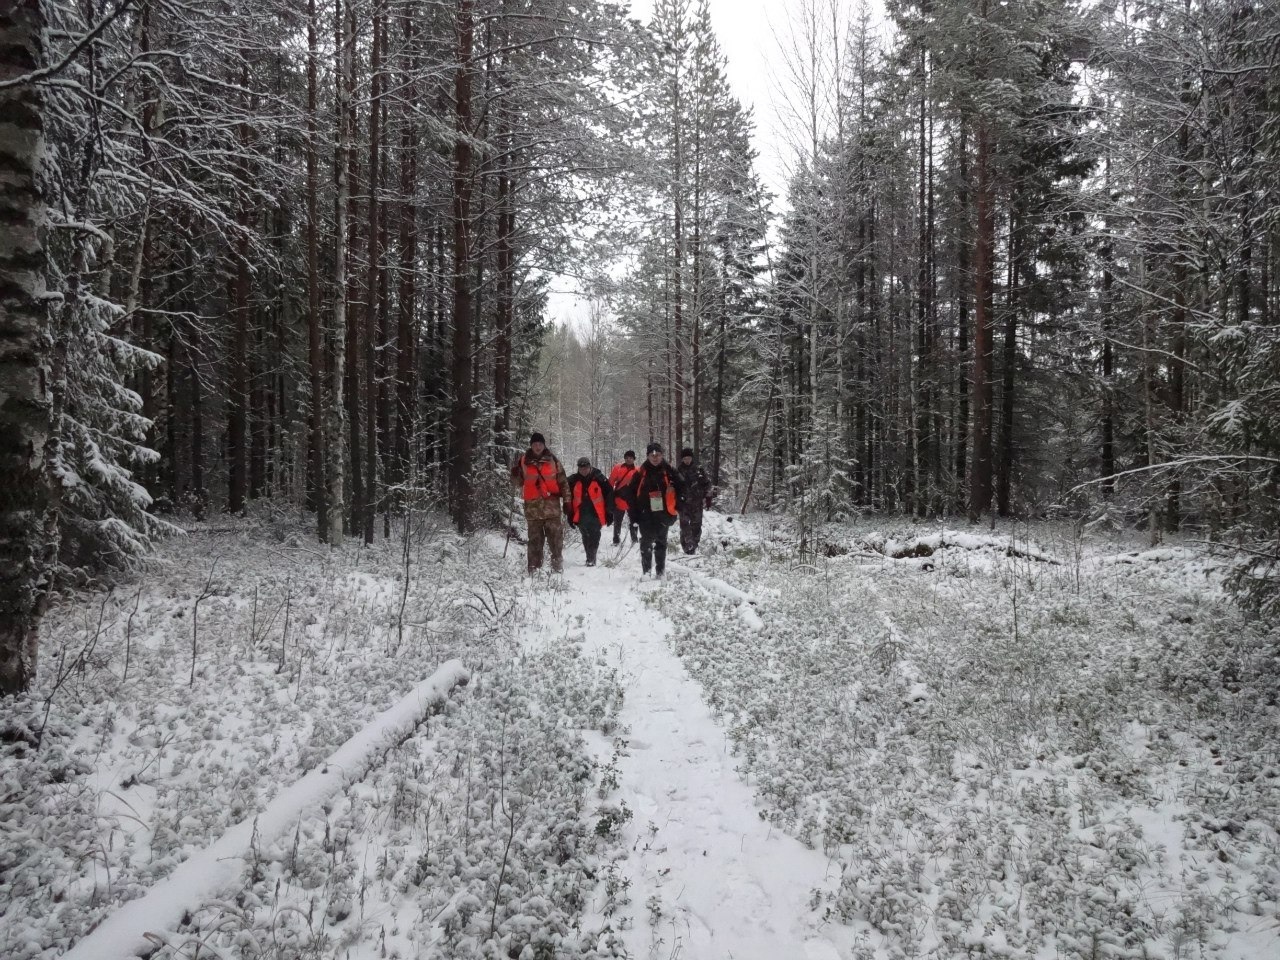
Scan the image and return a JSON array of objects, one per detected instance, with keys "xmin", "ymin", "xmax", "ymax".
[
  {"xmin": 526, "ymin": 514, "xmax": 564, "ymax": 573},
  {"xmin": 679, "ymin": 506, "xmax": 704, "ymax": 555}
]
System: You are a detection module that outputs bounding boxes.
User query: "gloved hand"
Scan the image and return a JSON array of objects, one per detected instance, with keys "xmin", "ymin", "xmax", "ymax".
[{"xmin": 569, "ymin": 521, "xmax": 577, "ymax": 529}]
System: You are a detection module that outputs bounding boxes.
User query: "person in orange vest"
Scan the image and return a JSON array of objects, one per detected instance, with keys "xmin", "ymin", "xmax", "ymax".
[
  {"xmin": 565, "ymin": 457, "xmax": 614, "ymax": 567},
  {"xmin": 509, "ymin": 432, "xmax": 568, "ymax": 574},
  {"xmin": 623, "ymin": 442, "xmax": 683, "ymax": 578},
  {"xmin": 607, "ymin": 450, "xmax": 640, "ymax": 545}
]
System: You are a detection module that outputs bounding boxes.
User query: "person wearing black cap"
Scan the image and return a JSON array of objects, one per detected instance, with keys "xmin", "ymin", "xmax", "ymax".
[
  {"xmin": 623, "ymin": 442, "xmax": 683, "ymax": 577},
  {"xmin": 565, "ymin": 457, "xmax": 614, "ymax": 566},
  {"xmin": 607, "ymin": 450, "xmax": 640, "ymax": 545},
  {"xmin": 509, "ymin": 432, "xmax": 568, "ymax": 574},
  {"xmin": 675, "ymin": 447, "xmax": 712, "ymax": 554}
]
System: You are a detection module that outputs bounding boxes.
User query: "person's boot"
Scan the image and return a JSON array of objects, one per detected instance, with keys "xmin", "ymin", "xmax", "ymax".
[{"xmin": 586, "ymin": 547, "xmax": 596, "ymax": 567}]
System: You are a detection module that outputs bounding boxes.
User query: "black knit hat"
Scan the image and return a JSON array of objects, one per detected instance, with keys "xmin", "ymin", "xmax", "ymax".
[
  {"xmin": 577, "ymin": 457, "xmax": 591, "ymax": 468},
  {"xmin": 530, "ymin": 432, "xmax": 546, "ymax": 445},
  {"xmin": 680, "ymin": 447, "xmax": 694, "ymax": 459},
  {"xmin": 646, "ymin": 441, "xmax": 663, "ymax": 455},
  {"xmin": 623, "ymin": 450, "xmax": 636, "ymax": 460}
]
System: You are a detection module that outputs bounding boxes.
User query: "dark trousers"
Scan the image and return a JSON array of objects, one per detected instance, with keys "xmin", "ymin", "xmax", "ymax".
[
  {"xmin": 638, "ymin": 518, "xmax": 670, "ymax": 575},
  {"xmin": 679, "ymin": 508, "xmax": 703, "ymax": 555},
  {"xmin": 578, "ymin": 518, "xmax": 602, "ymax": 564},
  {"xmin": 612, "ymin": 509, "xmax": 638, "ymax": 544}
]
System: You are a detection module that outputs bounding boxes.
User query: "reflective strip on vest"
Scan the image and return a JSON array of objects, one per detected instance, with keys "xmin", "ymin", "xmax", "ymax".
[
  {"xmin": 573, "ymin": 479, "xmax": 607, "ymax": 525},
  {"xmin": 521, "ymin": 456, "xmax": 560, "ymax": 502},
  {"xmin": 610, "ymin": 463, "xmax": 637, "ymax": 511}
]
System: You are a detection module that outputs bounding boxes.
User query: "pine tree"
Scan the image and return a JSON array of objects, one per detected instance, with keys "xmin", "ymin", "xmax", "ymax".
[{"xmin": 0, "ymin": 0, "xmax": 54, "ymax": 695}]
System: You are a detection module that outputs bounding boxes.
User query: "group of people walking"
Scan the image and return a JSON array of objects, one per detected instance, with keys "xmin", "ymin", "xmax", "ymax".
[{"xmin": 510, "ymin": 432, "xmax": 712, "ymax": 577}]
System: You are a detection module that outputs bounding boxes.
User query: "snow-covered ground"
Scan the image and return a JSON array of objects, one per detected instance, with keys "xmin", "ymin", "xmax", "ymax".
[{"xmin": 2, "ymin": 510, "xmax": 1278, "ymax": 958}]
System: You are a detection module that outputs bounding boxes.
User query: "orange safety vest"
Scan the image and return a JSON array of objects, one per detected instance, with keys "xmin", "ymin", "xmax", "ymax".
[
  {"xmin": 609, "ymin": 462, "xmax": 637, "ymax": 512},
  {"xmin": 572, "ymin": 478, "xmax": 607, "ymax": 525},
  {"xmin": 520, "ymin": 454, "xmax": 561, "ymax": 502},
  {"xmin": 635, "ymin": 464, "xmax": 677, "ymax": 517}
]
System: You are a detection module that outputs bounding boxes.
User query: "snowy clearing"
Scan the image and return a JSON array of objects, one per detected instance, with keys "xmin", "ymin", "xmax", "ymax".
[{"xmin": 2, "ymin": 512, "xmax": 1278, "ymax": 959}]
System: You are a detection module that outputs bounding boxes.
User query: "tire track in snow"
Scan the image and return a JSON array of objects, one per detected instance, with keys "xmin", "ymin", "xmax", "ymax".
[{"xmin": 548, "ymin": 548, "xmax": 851, "ymax": 960}]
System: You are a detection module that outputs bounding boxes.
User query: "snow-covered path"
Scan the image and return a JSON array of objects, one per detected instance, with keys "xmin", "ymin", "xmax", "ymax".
[{"xmin": 520, "ymin": 538, "xmax": 852, "ymax": 959}]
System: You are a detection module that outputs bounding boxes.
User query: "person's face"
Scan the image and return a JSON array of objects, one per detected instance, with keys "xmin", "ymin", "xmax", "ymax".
[
  {"xmin": 648, "ymin": 450, "xmax": 663, "ymax": 465},
  {"xmin": 681, "ymin": 455, "xmax": 692, "ymax": 466},
  {"xmin": 624, "ymin": 456, "xmax": 635, "ymax": 466},
  {"xmin": 578, "ymin": 464, "xmax": 591, "ymax": 476},
  {"xmin": 531, "ymin": 440, "xmax": 545, "ymax": 455}
]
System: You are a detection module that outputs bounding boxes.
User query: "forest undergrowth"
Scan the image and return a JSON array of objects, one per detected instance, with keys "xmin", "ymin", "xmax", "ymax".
[
  {"xmin": 0, "ymin": 510, "xmax": 630, "ymax": 960},
  {"xmin": 659, "ymin": 516, "xmax": 1280, "ymax": 960}
]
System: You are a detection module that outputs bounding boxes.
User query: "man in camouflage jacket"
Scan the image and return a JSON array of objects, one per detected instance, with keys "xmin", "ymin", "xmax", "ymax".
[{"xmin": 510, "ymin": 432, "xmax": 569, "ymax": 573}]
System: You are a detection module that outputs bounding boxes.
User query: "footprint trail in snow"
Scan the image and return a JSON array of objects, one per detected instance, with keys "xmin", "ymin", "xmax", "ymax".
[{"xmin": 522, "ymin": 543, "xmax": 852, "ymax": 960}]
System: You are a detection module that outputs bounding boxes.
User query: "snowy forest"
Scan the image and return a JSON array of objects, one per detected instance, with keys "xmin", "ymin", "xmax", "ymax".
[{"xmin": 2, "ymin": 0, "xmax": 1279, "ymax": 958}]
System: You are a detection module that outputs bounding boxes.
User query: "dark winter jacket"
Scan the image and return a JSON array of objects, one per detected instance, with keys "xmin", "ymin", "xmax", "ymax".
[
  {"xmin": 564, "ymin": 469, "xmax": 613, "ymax": 528},
  {"xmin": 675, "ymin": 462, "xmax": 711, "ymax": 513},
  {"xmin": 625, "ymin": 461, "xmax": 682, "ymax": 527}
]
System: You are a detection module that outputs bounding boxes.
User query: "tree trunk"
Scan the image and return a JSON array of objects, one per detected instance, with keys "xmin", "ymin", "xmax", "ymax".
[
  {"xmin": 671, "ymin": 55, "xmax": 685, "ymax": 453},
  {"xmin": 996, "ymin": 207, "xmax": 1020, "ymax": 518},
  {"xmin": 306, "ymin": 0, "xmax": 327, "ymax": 541},
  {"xmin": 229, "ymin": 213, "xmax": 251, "ymax": 512},
  {"xmin": 395, "ymin": 6, "xmax": 419, "ymax": 495},
  {"xmin": 494, "ymin": 160, "xmax": 514, "ymax": 460},
  {"xmin": 1100, "ymin": 150, "xmax": 1114, "ymax": 501},
  {"xmin": 328, "ymin": 0, "xmax": 349, "ymax": 547},
  {"xmin": 968, "ymin": 118, "xmax": 995, "ymax": 520},
  {"xmin": 914, "ymin": 63, "xmax": 930, "ymax": 517},
  {"xmin": 344, "ymin": 0, "xmax": 362, "ymax": 537},
  {"xmin": 712, "ymin": 262, "xmax": 726, "ymax": 485},
  {"xmin": 449, "ymin": 0, "xmax": 476, "ymax": 532},
  {"xmin": 0, "ymin": 0, "xmax": 52, "ymax": 695},
  {"xmin": 951, "ymin": 122, "xmax": 970, "ymax": 511},
  {"xmin": 362, "ymin": 9, "xmax": 383, "ymax": 544}
]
